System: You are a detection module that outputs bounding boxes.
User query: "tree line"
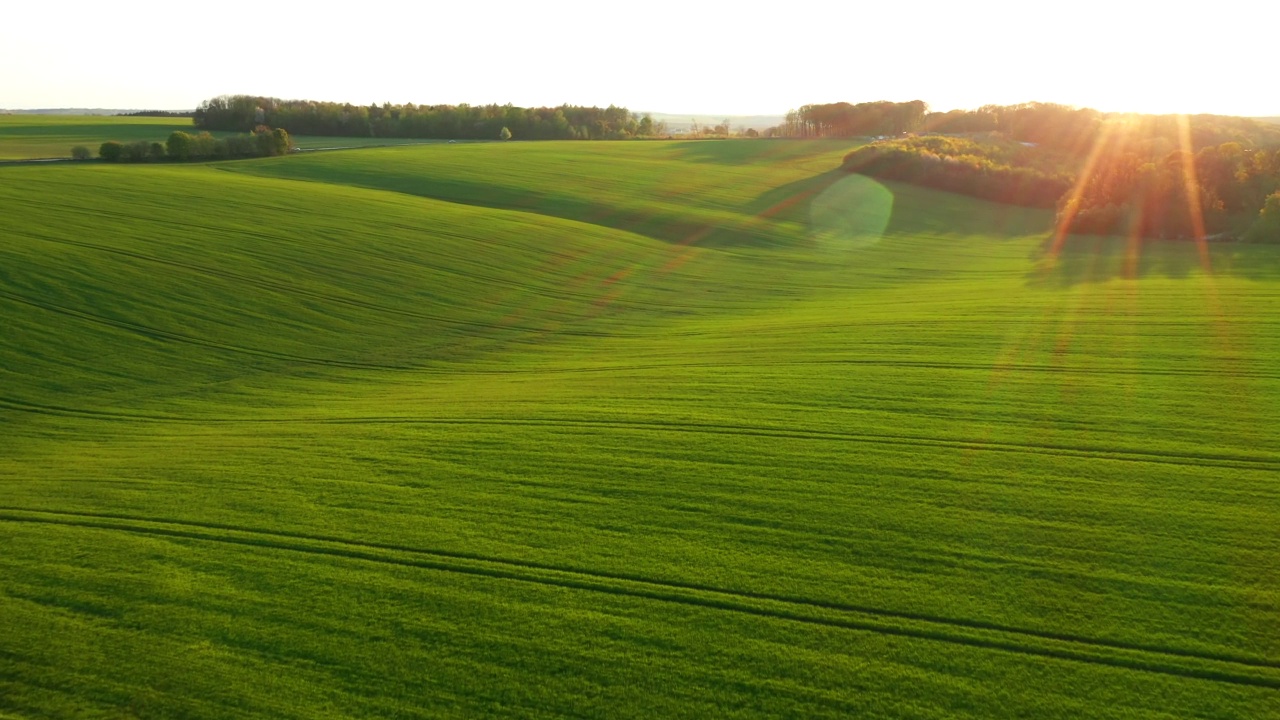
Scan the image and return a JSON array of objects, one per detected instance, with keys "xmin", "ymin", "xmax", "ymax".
[
  {"xmin": 1058, "ymin": 141, "xmax": 1280, "ymax": 241},
  {"xmin": 115, "ymin": 110, "xmax": 194, "ymax": 118},
  {"xmin": 842, "ymin": 136, "xmax": 1072, "ymax": 208},
  {"xmin": 832, "ymin": 102, "xmax": 1280, "ymax": 241},
  {"xmin": 766, "ymin": 101, "xmax": 929, "ymax": 138},
  {"xmin": 920, "ymin": 103, "xmax": 1280, "ymax": 154},
  {"xmin": 771, "ymin": 101, "xmax": 1280, "ymax": 149},
  {"xmin": 87, "ymin": 127, "xmax": 291, "ymax": 163},
  {"xmin": 193, "ymin": 95, "xmax": 660, "ymax": 140}
]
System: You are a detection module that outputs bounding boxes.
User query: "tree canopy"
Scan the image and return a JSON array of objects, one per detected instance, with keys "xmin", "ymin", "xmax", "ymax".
[
  {"xmin": 766, "ymin": 101, "xmax": 928, "ymax": 138},
  {"xmin": 842, "ymin": 136, "xmax": 1071, "ymax": 208},
  {"xmin": 834, "ymin": 103, "xmax": 1280, "ymax": 241},
  {"xmin": 97, "ymin": 128, "xmax": 291, "ymax": 163},
  {"xmin": 193, "ymin": 96, "xmax": 657, "ymax": 141}
]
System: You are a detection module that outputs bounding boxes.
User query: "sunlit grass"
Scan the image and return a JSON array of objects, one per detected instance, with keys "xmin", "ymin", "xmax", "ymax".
[{"xmin": 2, "ymin": 140, "xmax": 1279, "ymax": 718}]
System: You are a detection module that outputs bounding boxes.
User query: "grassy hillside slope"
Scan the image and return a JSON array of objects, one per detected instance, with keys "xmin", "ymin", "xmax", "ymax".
[{"xmin": 2, "ymin": 140, "xmax": 1279, "ymax": 718}]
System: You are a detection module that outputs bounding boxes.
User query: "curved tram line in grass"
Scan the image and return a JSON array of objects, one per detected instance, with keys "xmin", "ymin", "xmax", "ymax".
[
  {"xmin": 0, "ymin": 506, "xmax": 1277, "ymax": 688},
  {"xmin": 3, "ymin": 397, "xmax": 1277, "ymax": 473}
]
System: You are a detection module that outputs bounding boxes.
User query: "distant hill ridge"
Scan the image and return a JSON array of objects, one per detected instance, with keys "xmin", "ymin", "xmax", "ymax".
[{"xmin": 640, "ymin": 112, "xmax": 786, "ymax": 132}]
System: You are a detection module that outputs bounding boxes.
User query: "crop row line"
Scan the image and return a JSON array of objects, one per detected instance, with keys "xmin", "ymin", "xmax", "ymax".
[
  {"xmin": 0, "ymin": 289, "xmax": 414, "ymax": 370},
  {"xmin": 3, "ymin": 398, "xmax": 1275, "ymax": 472},
  {"xmin": 1, "ymin": 507, "xmax": 1276, "ymax": 688}
]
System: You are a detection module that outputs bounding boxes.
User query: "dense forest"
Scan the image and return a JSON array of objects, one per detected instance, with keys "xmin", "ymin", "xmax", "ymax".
[
  {"xmin": 193, "ymin": 96, "xmax": 659, "ymax": 140},
  {"xmin": 833, "ymin": 102, "xmax": 1280, "ymax": 241}
]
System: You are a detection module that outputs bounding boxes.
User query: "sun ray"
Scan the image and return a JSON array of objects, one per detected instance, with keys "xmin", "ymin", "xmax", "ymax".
[
  {"xmin": 1124, "ymin": 188, "xmax": 1147, "ymax": 280},
  {"xmin": 1175, "ymin": 113, "xmax": 1213, "ymax": 274},
  {"xmin": 1046, "ymin": 119, "xmax": 1121, "ymax": 263}
]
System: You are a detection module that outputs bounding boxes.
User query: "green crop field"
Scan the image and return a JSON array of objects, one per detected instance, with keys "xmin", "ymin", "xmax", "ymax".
[
  {"xmin": 2, "ymin": 137, "xmax": 1278, "ymax": 718},
  {"xmin": 0, "ymin": 115, "xmax": 433, "ymax": 160}
]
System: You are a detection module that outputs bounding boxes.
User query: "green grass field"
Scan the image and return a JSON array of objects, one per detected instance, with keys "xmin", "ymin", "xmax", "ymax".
[
  {"xmin": 2, "ymin": 138, "xmax": 1279, "ymax": 718},
  {"xmin": 0, "ymin": 115, "xmax": 434, "ymax": 160}
]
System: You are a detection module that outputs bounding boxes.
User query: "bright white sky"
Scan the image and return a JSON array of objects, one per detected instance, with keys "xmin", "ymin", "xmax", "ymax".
[{"xmin": 2, "ymin": 0, "xmax": 1273, "ymax": 117}]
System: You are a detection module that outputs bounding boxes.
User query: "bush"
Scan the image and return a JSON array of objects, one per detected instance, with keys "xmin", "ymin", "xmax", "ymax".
[
  {"xmin": 253, "ymin": 127, "xmax": 291, "ymax": 156},
  {"xmin": 123, "ymin": 140, "xmax": 153, "ymax": 162},
  {"xmin": 106, "ymin": 127, "xmax": 292, "ymax": 164},
  {"xmin": 1245, "ymin": 192, "xmax": 1280, "ymax": 242},
  {"xmin": 167, "ymin": 131, "xmax": 193, "ymax": 160},
  {"xmin": 99, "ymin": 141, "xmax": 124, "ymax": 162},
  {"xmin": 70, "ymin": 145, "xmax": 92, "ymax": 160}
]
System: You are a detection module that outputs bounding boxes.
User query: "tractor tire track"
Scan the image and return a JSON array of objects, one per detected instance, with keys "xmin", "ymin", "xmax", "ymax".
[
  {"xmin": 1, "ymin": 507, "xmax": 1277, "ymax": 689},
  {"xmin": 3, "ymin": 398, "xmax": 1276, "ymax": 472}
]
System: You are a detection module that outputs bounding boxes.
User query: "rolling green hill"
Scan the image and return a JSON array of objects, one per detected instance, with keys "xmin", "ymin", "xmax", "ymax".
[{"xmin": 2, "ymin": 140, "xmax": 1279, "ymax": 718}]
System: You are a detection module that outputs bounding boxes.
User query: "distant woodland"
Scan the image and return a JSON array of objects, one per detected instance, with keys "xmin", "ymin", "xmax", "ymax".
[
  {"xmin": 765, "ymin": 101, "xmax": 929, "ymax": 138},
  {"xmin": 814, "ymin": 101, "xmax": 1280, "ymax": 241},
  {"xmin": 115, "ymin": 110, "xmax": 194, "ymax": 118},
  {"xmin": 194, "ymin": 95, "xmax": 659, "ymax": 140}
]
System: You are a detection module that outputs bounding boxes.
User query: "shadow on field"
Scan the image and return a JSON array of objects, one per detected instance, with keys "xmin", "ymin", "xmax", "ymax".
[
  {"xmin": 746, "ymin": 170, "xmax": 848, "ymax": 223},
  {"xmin": 878, "ymin": 183, "xmax": 1055, "ymax": 239},
  {"xmin": 1027, "ymin": 236, "xmax": 1280, "ymax": 288},
  {"xmin": 743, "ymin": 170, "xmax": 895, "ymax": 249},
  {"xmin": 237, "ymin": 157, "xmax": 798, "ymax": 250},
  {"xmin": 671, "ymin": 140, "xmax": 816, "ymax": 166},
  {"xmin": 749, "ymin": 172, "xmax": 1069, "ymax": 250}
]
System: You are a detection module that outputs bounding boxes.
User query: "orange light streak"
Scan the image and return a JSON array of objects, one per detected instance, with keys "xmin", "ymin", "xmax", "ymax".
[
  {"xmin": 1174, "ymin": 114, "xmax": 1213, "ymax": 274},
  {"xmin": 1047, "ymin": 120, "xmax": 1120, "ymax": 262}
]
